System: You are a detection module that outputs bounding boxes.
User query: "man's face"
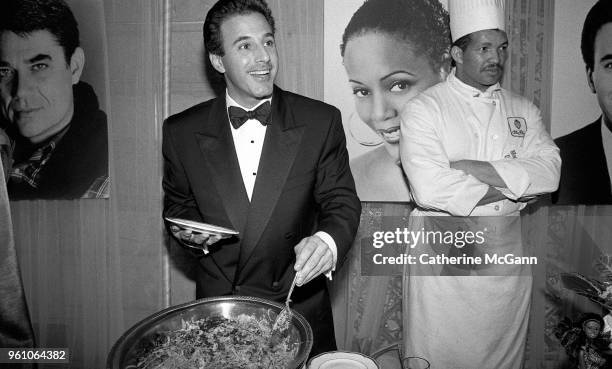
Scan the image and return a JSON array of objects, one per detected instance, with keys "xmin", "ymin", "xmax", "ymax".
[
  {"xmin": 588, "ymin": 23, "xmax": 612, "ymax": 123},
  {"xmin": 453, "ymin": 29, "xmax": 508, "ymax": 91},
  {"xmin": 209, "ymin": 12, "xmax": 278, "ymax": 108},
  {"xmin": 0, "ymin": 30, "xmax": 83, "ymax": 144}
]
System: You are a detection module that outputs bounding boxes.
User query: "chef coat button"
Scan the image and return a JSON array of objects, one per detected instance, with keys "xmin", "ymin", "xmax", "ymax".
[
  {"xmin": 494, "ymin": 205, "xmax": 500, "ymax": 211},
  {"xmin": 492, "ymin": 101, "xmax": 496, "ymax": 106},
  {"xmin": 492, "ymin": 134, "xmax": 499, "ymax": 140},
  {"xmin": 234, "ymin": 285, "xmax": 241, "ymax": 293}
]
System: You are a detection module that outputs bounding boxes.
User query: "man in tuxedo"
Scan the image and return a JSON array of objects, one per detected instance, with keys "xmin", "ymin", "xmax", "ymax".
[
  {"xmin": 162, "ymin": 0, "xmax": 361, "ymax": 355},
  {"xmin": 553, "ymin": 0, "xmax": 612, "ymax": 205}
]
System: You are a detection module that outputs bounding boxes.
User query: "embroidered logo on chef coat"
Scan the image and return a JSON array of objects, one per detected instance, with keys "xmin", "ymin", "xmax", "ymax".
[
  {"xmin": 507, "ymin": 117, "xmax": 527, "ymax": 137},
  {"xmin": 504, "ymin": 149, "xmax": 518, "ymax": 159}
]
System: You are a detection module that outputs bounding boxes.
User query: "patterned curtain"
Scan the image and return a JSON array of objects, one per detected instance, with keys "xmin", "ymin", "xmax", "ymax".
[
  {"xmin": 331, "ymin": 204, "xmax": 410, "ymax": 355},
  {"xmin": 504, "ymin": 0, "xmax": 555, "ymax": 131},
  {"xmin": 522, "ymin": 205, "xmax": 612, "ymax": 368},
  {"xmin": 502, "ymin": 1, "xmax": 558, "ymax": 367}
]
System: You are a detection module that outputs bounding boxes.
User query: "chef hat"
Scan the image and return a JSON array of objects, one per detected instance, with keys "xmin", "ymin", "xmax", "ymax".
[{"xmin": 449, "ymin": 0, "xmax": 505, "ymax": 42}]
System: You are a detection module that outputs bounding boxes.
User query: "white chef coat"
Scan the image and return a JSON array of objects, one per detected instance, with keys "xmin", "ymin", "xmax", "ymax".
[
  {"xmin": 398, "ymin": 70, "xmax": 560, "ymax": 369},
  {"xmin": 225, "ymin": 92, "xmax": 338, "ymax": 276},
  {"xmin": 400, "ymin": 70, "xmax": 561, "ymax": 217}
]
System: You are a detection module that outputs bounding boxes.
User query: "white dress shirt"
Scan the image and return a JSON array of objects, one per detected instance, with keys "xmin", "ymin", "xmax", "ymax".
[
  {"xmin": 225, "ymin": 92, "xmax": 338, "ymax": 276},
  {"xmin": 400, "ymin": 70, "xmax": 561, "ymax": 216},
  {"xmin": 226, "ymin": 94, "xmax": 269, "ymax": 201}
]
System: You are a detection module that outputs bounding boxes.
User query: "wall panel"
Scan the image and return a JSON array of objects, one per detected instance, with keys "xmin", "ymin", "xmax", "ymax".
[{"xmin": 11, "ymin": 1, "xmax": 166, "ymax": 368}]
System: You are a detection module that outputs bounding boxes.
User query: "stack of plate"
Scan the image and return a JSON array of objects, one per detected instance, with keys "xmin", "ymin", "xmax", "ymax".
[{"xmin": 308, "ymin": 351, "xmax": 380, "ymax": 369}]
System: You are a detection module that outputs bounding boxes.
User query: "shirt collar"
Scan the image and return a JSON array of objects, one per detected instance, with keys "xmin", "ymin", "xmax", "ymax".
[
  {"xmin": 225, "ymin": 91, "xmax": 272, "ymax": 111},
  {"xmin": 9, "ymin": 125, "xmax": 69, "ymax": 189},
  {"xmin": 448, "ymin": 68, "xmax": 501, "ymax": 99}
]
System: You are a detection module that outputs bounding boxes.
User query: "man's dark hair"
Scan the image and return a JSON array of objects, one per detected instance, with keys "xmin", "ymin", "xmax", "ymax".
[
  {"xmin": 204, "ymin": 0, "xmax": 275, "ymax": 57},
  {"xmin": 581, "ymin": 0, "xmax": 612, "ymax": 71},
  {"xmin": 0, "ymin": 0, "xmax": 79, "ymax": 63},
  {"xmin": 340, "ymin": 0, "xmax": 451, "ymax": 72}
]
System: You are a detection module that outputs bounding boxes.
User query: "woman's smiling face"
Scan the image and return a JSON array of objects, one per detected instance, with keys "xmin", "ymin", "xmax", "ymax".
[{"xmin": 343, "ymin": 32, "xmax": 442, "ymax": 151}]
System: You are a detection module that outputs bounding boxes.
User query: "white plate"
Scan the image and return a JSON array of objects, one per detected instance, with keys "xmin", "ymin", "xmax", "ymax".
[
  {"xmin": 308, "ymin": 351, "xmax": 379, "ymax": 369},
  {"xmin": 165, "ymin": 217, "xmax": 239, "ymax": 236}
]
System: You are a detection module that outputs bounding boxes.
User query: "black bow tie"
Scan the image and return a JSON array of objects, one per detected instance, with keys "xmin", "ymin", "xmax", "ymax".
[{"xmin": 228, "ymin": 101, "xmax": 271, "ymax": 129}]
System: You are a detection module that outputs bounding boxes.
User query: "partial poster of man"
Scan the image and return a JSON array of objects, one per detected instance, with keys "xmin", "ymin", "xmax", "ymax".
[
  {"xmin": 324, "ymin": 0, "xmax": 450, "ymax": 202},
  {"xmin": 551, "ymin": 0, "xmax": 612, "ymax": 205},
  {"xmin": 0, "ymin": 0, "xmax": 109, "ymax": 199}
]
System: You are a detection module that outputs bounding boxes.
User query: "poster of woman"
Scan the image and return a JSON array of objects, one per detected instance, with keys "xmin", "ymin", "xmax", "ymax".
[{"xmin": 324, "ymin": 0, "xmax": 450, "ymax": 202}]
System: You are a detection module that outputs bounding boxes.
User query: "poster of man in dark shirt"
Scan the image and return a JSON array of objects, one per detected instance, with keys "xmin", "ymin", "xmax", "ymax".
[
  {"xmin": 553, "ymin": 0, "xmax": 612, "ymax": 205},
  {"xmin": 0, "ymin": 0, "xmax": 108, "ymax": 200}
]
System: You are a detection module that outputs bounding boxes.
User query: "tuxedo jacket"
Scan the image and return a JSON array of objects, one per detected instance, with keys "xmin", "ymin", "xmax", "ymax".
[
  {"xmin": 162, "ymin": 86, "xmax": 361, "ymax": 354},
  {"xmin": 552, "ymin": 118, "xmax": 612, "ymax": 205}
]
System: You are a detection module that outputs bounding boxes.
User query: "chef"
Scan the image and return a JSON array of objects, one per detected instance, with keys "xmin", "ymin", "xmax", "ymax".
[{"xmin": 399, "ymin": 0, "xmax": 561, "ymax": 367}]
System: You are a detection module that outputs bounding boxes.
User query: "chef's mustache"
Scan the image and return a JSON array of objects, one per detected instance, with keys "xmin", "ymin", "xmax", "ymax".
[{"xmin": 482, "ymin": 64, "xmax": 503, "ymax": 72}]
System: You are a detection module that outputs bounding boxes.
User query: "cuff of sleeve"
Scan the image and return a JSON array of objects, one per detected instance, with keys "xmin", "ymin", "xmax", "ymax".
[
  {"xmin": 446, "ymin": 178, "xmax": 490, "ymax": 216},
  {"xmin": 315, "ymin": 231, "xmax": 337, "ymax": 280},
  {"xmin": 490, "ymin": 160, "xmax": 530, "ymax": 200}
]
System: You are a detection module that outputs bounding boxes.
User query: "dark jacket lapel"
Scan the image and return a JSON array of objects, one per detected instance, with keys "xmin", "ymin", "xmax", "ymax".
[
  {"xmin": 585, "ymin": 117, "xmax": 612, "ymax": 197},
  {"xmin": 238, "ymin": 87, "xmax": 305, "ymax": 270},
  {"xmin": 195, "ymin": 97, "xmax": 250, "ymax": 235}
]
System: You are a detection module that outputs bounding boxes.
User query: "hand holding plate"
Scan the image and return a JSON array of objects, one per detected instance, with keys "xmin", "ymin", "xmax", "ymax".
[
  {"xmin": 169, "ymin": 226, "xmax": 222, "ymax": 254},
  {"xmin": 165, "ymin": 217, "xmax": 239, "ymax": 254}
]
